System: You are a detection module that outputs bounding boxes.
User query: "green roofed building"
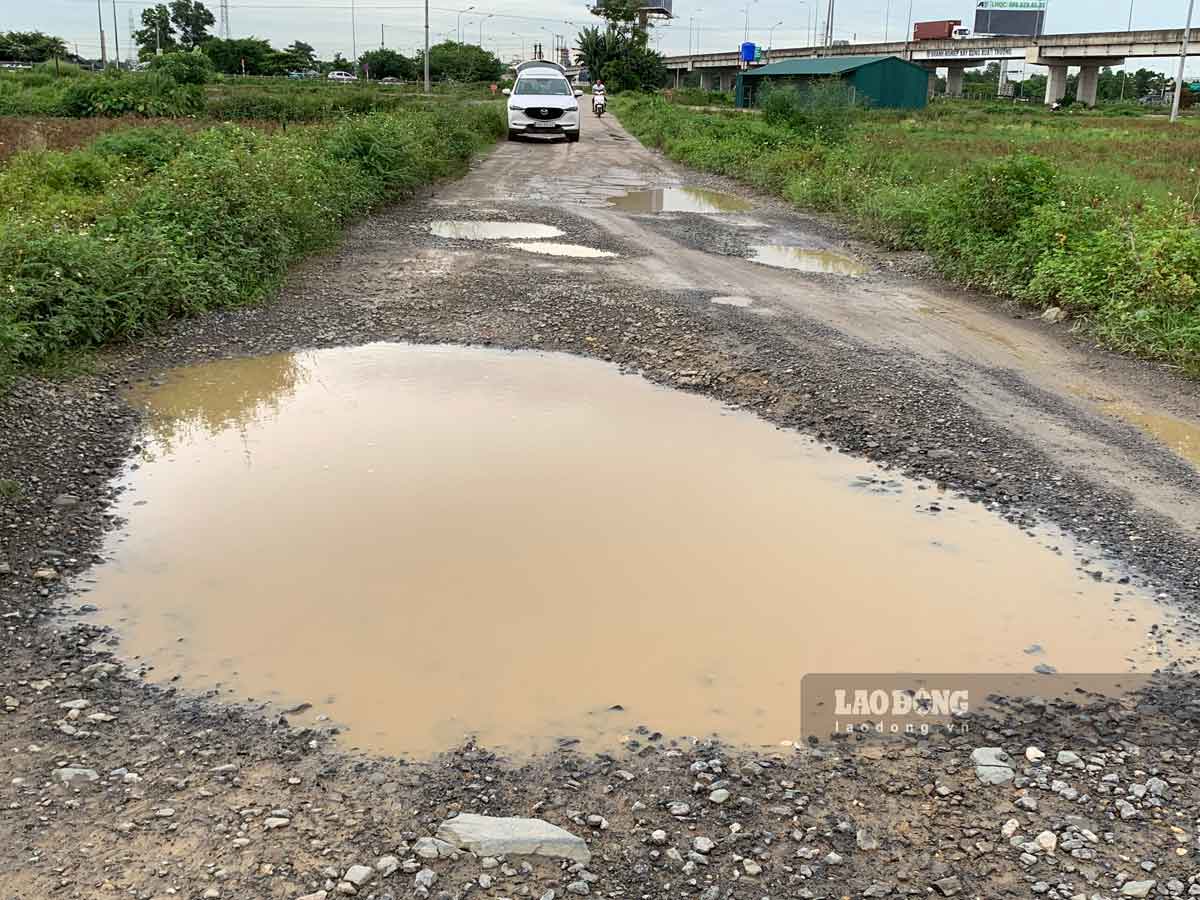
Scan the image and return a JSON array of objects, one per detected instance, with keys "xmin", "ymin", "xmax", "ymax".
[{"xmin": 735, "ymin": 55, "xmax": 929, "ymax": 110}]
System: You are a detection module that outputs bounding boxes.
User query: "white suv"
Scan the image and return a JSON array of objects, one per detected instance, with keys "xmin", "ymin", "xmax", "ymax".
[{"xmin": 504, "ymin": 61, "xmax": 583, "ymax": 143}]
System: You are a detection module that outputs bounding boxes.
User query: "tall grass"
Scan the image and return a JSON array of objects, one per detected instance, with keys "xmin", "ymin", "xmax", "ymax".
[
  {"xmin": 0, "ymin": 102, "xmax": 505, "ymax": 375},
  {"xmin": 614, "ymin": 94, "xmax": 1200, "ymax": 369}
]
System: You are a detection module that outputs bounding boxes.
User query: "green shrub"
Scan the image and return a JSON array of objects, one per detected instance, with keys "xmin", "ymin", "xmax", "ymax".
[
  {"xmin": 60, "ymin": 70, "xmax": 203, "ymax": 117},
  {"xmin": 148, "ymin": 51, "xmax": 215, "ymax": 85},
  {"xmin": 758, "ymin": 79, "xmax": 860, "ymax": 144},
  {"xmin": 0, "ymin": 103, "xmax": 504, "ymax": 376}
]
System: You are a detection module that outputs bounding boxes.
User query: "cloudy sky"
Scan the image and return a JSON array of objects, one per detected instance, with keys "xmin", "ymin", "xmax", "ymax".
[{"xmin": 13, "ymin": 0, "xmax": 1197, "ymax": 75}]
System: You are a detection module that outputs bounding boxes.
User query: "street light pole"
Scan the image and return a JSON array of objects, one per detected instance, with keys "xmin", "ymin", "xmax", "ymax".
[
  {"xmin": 768, "ymin": 20, "xmax": 783, "ymax": 51},
  {"xmin": 1170, "ymin": 0, "xmax": 1195, "ymax": 122},
  {"xmin": 423, "ymin": 0, "xmax": 430, "ymax": 92},
  {"xmin": 350, "ymin": 0, "xmax": 358, "ymax": 69},
  {"xmin": 457, "ymin": 6, "xmax": 475, "ymax": 43}
]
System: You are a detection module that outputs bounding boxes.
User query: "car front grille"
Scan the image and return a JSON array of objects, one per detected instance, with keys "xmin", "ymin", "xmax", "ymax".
[{"xmin": 524, "ymin": 107, "xmax": 564, "ymax": 121}]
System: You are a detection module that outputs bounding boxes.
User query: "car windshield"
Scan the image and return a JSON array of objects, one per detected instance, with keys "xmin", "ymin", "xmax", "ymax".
[{"xmin": 514, "ymin": 77, "xmax": 571, "ymax": 96}]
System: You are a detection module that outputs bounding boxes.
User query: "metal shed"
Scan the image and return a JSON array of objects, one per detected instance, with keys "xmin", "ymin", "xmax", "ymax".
[{"xmin": 735, "ymin": 55, "xmax": 929, "ymax": 110}]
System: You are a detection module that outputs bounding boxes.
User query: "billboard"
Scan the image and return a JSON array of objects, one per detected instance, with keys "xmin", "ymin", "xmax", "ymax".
[{"xmin": 973, "ymin": 0, "xmax": 1046, "ymax": 37}]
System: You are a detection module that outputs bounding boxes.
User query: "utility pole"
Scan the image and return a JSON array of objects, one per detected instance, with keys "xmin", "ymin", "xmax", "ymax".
[
  {"xmin": 424, "ymin": 0, "xmax": 430, "ymax": 92},
  {"xmin": 1120, "ymin": 0, "xmax": 1134, "ymax": 99},
  {"xmin": 883, "ymin": 0, "xmax": 890, "ymax": 41},
  {"xmin": 112, "ymin": 0, "xmax": 121, "ymax": 65},
  {"xmin": 1170, "ymin": 0, "xmax": 1195, "ymax": 122},
  {"xmin": 903, "ymin": 0, "xmax": 914, "ymax": 59},
  {"xmin": 96, "ymin": 0, "xmax": 108, "ymax": 67},
  {"xmin": 350, "ymin": 0, "xmax": 358, "ymax": 69},
  {"xmin": 824, "ymin": 0, "xmax": 835, "ymax": 47},
  {"xmin": 381, "ymin": 23, "xmax": 385, "ymax": 49}
]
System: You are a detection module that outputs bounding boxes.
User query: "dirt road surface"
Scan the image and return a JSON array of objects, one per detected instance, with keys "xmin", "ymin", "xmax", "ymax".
[{"xmin": 2, "ymin": 114, "xmax": 1200, "ymax": 900}]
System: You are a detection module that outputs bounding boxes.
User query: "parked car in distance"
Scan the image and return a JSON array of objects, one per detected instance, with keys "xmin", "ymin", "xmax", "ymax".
[
  {"xmin": 380, "ymin": 76, "xmax": 401, "ymax": 84},
  {"xmin": 288, "ymin": 69, "xmax": 320, "ymax": 79},
  {"xmin": 327, "ymin": 70, "xmax": 356, "ymax": 82}
]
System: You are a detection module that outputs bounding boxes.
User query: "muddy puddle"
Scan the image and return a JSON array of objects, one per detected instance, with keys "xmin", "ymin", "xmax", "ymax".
[
  {"xmin": 609, "ymin": 187, "xmax": 752, "ymax": 214},
  {"xmin": 81, "ymin": 344, "xmax": 1169, "ymax": 756},
  {"xmin": 749, "ymin": 244, "xmax": 868, "ymax": 276},
  {"xmin": 1104, "ymin": 402, "xmax": 1200, "ymax": 469},
  {"xmin": 430, "ymin": 220, "xmax": 563, "ymax": 240},
  {"xmin": 504, "ymin": 241, "xmax": 617, "ymax": 258}
]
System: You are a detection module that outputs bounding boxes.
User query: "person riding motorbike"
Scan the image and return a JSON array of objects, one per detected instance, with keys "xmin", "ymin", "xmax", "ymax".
[{"xmin": 592, "ymin": 81, "xmax": 607, "ymax": 114}]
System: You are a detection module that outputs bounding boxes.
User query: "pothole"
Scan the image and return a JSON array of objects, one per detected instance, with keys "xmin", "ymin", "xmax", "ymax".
[
  {"xmin": 504, "ymin": 242, "xmax": 617, "ymax": 258},
  {"xmin": 1103, "ymin": 402, "xmax": 1200, "ymax": 468},
  {"xmin": 81, "ymin": 344, "xmax": 1169, "ymax": 755},
  {"xmin": 609, "ymin": 187, "xmax": 753, "ymax": 214},
  {"xmin": 430, "ymin": 220, "xmax": 564, "ymax": 240},
  {"xmin": 749, "ymin": 244, "xmax": 868, "ymax": 276}
]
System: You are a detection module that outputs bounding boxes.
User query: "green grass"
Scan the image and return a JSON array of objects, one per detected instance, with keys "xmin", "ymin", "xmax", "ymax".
[
  {"xmin": 615, "ymin": 94, "xmax": 1200, "ymax": 369},
  {"xmin": 0, "ymin": 101, "xmax": 505, "ymax": 376},
  {"xmin": 0, "ymin": 478, "xmax": 22, "ymax": 499},
  {"xmin": 0, "ymin": 67, "xmax": 499, "ymax": 122}
]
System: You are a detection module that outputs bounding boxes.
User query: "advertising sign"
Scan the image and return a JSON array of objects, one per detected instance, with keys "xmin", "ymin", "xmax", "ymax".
[{"xmin": 974, "ymin": 0, "xmax": 1047, "ymax": 37}]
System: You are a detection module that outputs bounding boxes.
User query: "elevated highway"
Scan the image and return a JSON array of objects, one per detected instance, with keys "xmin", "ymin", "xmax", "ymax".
[{"xmin": 664, "ymin": 28, "xmax": 1200, "ymax": 105}]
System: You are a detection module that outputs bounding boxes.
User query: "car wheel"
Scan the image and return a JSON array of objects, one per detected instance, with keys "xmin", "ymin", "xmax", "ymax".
[
  {"xmin": 565, "ymin": 130, "xmax": 580, "ymax": 143},
  {"xmin": 507, "ymin": 129, "xmax": 519, "ymax": 141}
]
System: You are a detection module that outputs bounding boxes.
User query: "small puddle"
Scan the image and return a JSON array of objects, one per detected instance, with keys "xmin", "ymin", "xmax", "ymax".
[
  {"xmin": 609, "ymin": 187, "xmax": 753, "ymax": 214},
  {"xmin": 711, "ymin": 295, "xmax": 754, "ymax": 307},
  {"xmin": 1104, "ymin": 402, "xmax": 1200, "ymax": 468},
  {"xmin": 430, "ymin": 220, "xmax": 563, "ymax": 240},
  {"xmin": 749, "ymin": 244, "xmax": 868, "ymax": 276},
  {"xmin": 82, "ymin": 344, "xmax": 1169, "ymax": 756},
  {"xmin": 504, "ymin": 241, "xmax": 616, "ymax": 258}
]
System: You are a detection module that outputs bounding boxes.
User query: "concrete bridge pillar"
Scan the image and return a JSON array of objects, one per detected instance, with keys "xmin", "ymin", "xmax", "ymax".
[
  {"xmin": 927, "ymin": 69, "xmax": 938, "ymax": 98},
  {"xmin": 1076, "ymin": 64, "xmax": 1099, "ymax": 106},
  {"xmin": 1044, "ymin": 64, "xmax": 1069, "ymax": 104},
  {"xmin": 946, "ymin": 66, "xmax": 965, "ymax": 98}
]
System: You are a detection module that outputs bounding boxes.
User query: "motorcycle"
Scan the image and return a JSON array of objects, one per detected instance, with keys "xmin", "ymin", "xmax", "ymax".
[{"xmin": 592, "ymin": 93, "xmax": 607, "ymax": 117}]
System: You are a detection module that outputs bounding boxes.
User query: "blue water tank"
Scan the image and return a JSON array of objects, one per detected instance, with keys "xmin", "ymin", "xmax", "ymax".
[{"xmin": 740, "ymin": 42, "xmax": 757, "ymax": 63}]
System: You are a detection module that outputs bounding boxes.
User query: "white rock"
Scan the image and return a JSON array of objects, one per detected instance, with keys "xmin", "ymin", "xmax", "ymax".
[
  {"xmin": 1025, "ymin": 747, "xmax": 1045, "ymax": 762},
  {"xmin": 1001, "ymin": 819, "xmax": 1020, "ymax": 838},
  {"xmin": 52, "ymin": 767, "xmax": 98, "ymax": 787},
  {"xmin": 693, "ymin": 837, "xmax": 715, "ymax": 854},
  {"xmin": 376, "ymin": 856, "xmax": 400, "ymax": 877},
  {"xmin": 1120, "ymin": 881, "xmax": 1156, "ymax": 898},
  {"xmin": 649, "ymin": 830, "xmax": 667, "ymax": 845},
  {"xmin": 1035, "ymin": 831, "xmax": 1057, "ymax": 854},
  {"xmin": 436, "ymin": 813, "xmax": 591, "ymax": 864},
  {"xmin": 708, "ymin": 789, "xmax": 730, "ymax": 804},
  {"xmin": 743, "ymin": 860, "xmax": 762, "ymax": 876},
  {"xmin": 264, "ymin": 817, "xmax": 290, "ymax": 830},
  {"xmin": 344, "ymin": 865, "xmax": 372, "ymax": 887},
  {"xmin": 414, "ymin": 868, "xmax": 437, "ymax": 890}
]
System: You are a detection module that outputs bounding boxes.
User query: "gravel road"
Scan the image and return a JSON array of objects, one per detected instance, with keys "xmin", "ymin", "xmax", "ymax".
[{"xmin": 2, "ymin": 114, "xmax": 1200, "ymax": 900}]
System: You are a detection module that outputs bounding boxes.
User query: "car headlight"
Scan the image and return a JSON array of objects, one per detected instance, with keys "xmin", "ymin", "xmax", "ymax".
[{"xmin": 508, "ymin": 104, "xmax": 523, "ymax": 111}]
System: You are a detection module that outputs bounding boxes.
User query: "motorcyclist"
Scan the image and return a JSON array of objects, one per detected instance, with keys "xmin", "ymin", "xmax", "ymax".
[{"xmin": 592, "ymin": 80, "xmax": 607, "ymax": 112}]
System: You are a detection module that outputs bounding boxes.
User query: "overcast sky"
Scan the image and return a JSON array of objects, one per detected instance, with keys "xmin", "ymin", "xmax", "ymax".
[{"xmin": 12, "ymin": 0, "xmax": 1197, "ymax": 75}]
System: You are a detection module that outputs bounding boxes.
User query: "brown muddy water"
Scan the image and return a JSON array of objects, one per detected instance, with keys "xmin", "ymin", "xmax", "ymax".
[
  {"xmin": 81, "ymin": 344, "xmax": 1169, "ymax": 756},
  {"xmin": 749, "ymin": 245, "xmax": 868, "ymax": 276},
  {"xmin": 609, "ymin": 187, "xmax": 753, "ymax": 214},
  {"xmin": 1104, "ymin": 402, "xmax": 1200, "ymax": 469},
  {"xmin": 430, "ymin": 221, "xmax": 564, "ymax": 240}
]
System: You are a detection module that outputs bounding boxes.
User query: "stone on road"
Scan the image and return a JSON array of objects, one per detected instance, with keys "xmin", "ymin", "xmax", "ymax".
[{"xmin": 436, "ymin": 813, "xmax": 591, "ymax": 864}]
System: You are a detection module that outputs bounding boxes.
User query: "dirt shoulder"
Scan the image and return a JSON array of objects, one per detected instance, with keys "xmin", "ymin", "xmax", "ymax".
[{"xmin": 2, "ymin": 119, "xmax": 1200, "ymax": 900}]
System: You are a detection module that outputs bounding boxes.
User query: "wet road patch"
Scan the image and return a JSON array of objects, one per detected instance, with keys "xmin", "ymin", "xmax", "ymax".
[
  {"xmin": 430, "ymin": 220, "xmax": 564, "ymax": 240},
  {"xmin": 504, "ymin": 242, "xmax": 617, "ymax": 258}
]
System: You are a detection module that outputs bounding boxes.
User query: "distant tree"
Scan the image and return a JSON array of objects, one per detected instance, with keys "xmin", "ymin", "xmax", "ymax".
[
  {"xmin": 203, "ymin": 36, "xmax": 278, "ymax": 74},
  {"xmin": 169, "ymin": 0, "xmax": 215, "ymax": 50},
  {"xmin": 134, "ymin": 5, "xmax": 177, "ymax": 58},
  {"xmin": 0, "ymin": 31, "xmax": 68, "ymax": 62},
  {"xmin": 282, "ymin": 40, "xmax": 317, "ymax": 70},
  {"xmin": 359, "ymin": 48, "xmax": 415, "ymax": 80},
  {"xmin": 575, "ymin": 0, "xmax": 666, "ymax": 92},
  {"xmin": 419, "ymin": 41, "xmax": 503, "ymax": 82},
  {"xmin": 326, "ymin": 52, "xmax": 350, "ymax": 73}
]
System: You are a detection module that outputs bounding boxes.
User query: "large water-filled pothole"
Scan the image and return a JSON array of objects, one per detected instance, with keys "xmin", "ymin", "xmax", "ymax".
[
  {"xmin": 609, "ymin": 187, "xmax": 753, "ymax": 214},
  {"xmin": 82, "ymin": 344, "xmax": 1167, "ymax": 755}
]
